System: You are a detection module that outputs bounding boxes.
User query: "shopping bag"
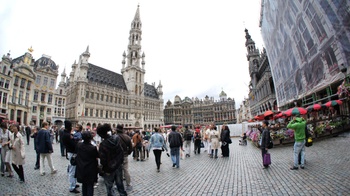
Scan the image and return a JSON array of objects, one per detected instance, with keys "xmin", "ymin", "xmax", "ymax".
[{"xmin": 263, "ymin": 153, "xmax": 271, "ymax": 166}]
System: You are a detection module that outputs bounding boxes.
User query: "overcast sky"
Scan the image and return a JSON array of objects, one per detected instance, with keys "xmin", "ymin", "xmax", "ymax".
[{"xmin": 0, "ymin": 0, "xmax": 264, "ymax": 108}]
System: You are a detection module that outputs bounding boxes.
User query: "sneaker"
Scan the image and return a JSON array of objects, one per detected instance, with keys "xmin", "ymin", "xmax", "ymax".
[
  {"xmin": 300, "ymin": 166, "xmax": 305, "ymax": 169},
  {"xmin": 75, "ymin": 184, "xmax": 80, "ymax": 188},
  {"xmin": 69, "ymin": 188, "xmax": 80, "ymax": 194},
  {"xmin": 290, "ymin": 166, "xmax": 299, "ymax": 170},
  {"xmin": 172, "ymin": 163, "xmax": 176, "ymax": 168},
  {"xmin": 40, "ymin": 172, "xmax": 46, "ymax": 176},
  {"xmin": 34, "ymin": 166, "xmax": 40, "ymax": 170},
  {"xmin": 51, "ymin": 169, "xmax": 57, "ymax": 174}
]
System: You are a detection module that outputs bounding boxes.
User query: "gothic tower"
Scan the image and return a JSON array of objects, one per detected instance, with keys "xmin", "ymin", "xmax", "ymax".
[
  {"xmin": 245, "ymin": 29, "xmax": 260, "ymax": 88},
  {"xmin": 121, "ymin": 5, "xmax": 146, "ymax": 96}
]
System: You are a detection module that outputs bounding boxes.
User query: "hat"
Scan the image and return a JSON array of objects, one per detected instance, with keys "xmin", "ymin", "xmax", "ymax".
[{"xmin": 116, "ymin": 124, "xmax": 123, "ymax": 133}]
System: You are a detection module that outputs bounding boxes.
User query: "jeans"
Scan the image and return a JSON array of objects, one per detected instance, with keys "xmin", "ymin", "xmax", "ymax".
[
  {"xmin": 293, "ymin": 140, "xmax": 306, "ymax": 167},
  {"xmin": 170, "ymin": 147, "xmax": 180, "ymax": 168},
  {"xmin": 0, "ymin": 149, "xmax": 4, "ymax": 173},
  {"xmin": 82, "ymin": 182, "xmax": 94, "ymax": 196},
  {"xmin": 40, "ymin": 153, "xmax": 55, "ymax": 174},
  {"xmin": 103, "ymin": 166, "xmax": 127, "ymax": 196},
  {"xmin": 122, "ymin": 155, "xmax": 131, "ymax": 186},
  {"xmin": 153, "ymin": 149, "xmax": 162, "ymax": 169},
  {"xmin": 67, "ymin": 152, "xmax": 77, "ymax": 191},
  {"xmin": 261, "ymin": 148, "xmax": 268, "ymax": 167},
  {"xmin": 60, "ymin": 142, "xmax": 65, "ymax": 156},
  {"xmin": 184, "ymin": 140, "xmax": 191, "ymax": 155},
  {"xmin": 35, "ymin": 150, "xmax": 40, "ymax": 168}
]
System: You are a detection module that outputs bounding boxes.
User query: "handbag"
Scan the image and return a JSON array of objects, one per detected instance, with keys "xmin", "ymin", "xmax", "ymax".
[
  {"xmin": 70, "ymin": 154, "xmax": 77, "ymax": 166},
  {"xmin": 200, "ymin": 142, "xmax": 204, "ymax": 148},
  {"xmin": 305, "ymin": 137, "xmax": 313, "ymax": 147},
  {"xmin": 263, "ymin": 153, "xmax": 271, "ymax": 165}
]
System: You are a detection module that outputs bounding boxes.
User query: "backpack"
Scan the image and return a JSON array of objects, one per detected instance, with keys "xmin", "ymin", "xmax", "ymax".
[
  {"xmin": 105, "ymin": 135, "xmax": 124, "ymax": 172},
  {"xmin": 185, "ymin": 130, "xmax": 192, "ymax": 140}
]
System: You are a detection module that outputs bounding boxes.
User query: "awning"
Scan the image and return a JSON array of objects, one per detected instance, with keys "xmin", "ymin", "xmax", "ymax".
[{"xmin": 0, "ymin": 113, "xmax": 7, "ymax": 118}]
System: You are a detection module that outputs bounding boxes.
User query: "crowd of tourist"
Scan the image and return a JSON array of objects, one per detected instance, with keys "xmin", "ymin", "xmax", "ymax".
[{"xmin": 0, "ymin": 121, "xmax": 233, "ymax": 196}]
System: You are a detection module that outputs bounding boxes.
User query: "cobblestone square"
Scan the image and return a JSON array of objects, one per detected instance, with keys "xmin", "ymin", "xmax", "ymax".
[{"xmin": 1, "ymin": 134, "xmax": 350, "ymax": 195}]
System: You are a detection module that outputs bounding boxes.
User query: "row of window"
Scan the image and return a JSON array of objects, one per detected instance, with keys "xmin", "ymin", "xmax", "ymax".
[
  {"xmin": 35, "ymin": 75, "xmax": 55, "ymax": 88},
  {"xmin": 85, "ymin": 91, "xmax": 129, "ymax": 105},
  {"xmin": 11, "ymin": 89, "xmax": 30, "ymax": 106},
  {"xmin": 84, "ymin": 108, "xmax": 129, "ymax": 120},
  {"xmin": 0, "ymin": 77, "xmax": 10, "ymax": 89},
  {"xmin": 33, "ymin": 91, "xmax": 53, "ymax": 104},
  {"xmin": 14, "ymin": 76, "xmax": 32, "ymax": 90}
]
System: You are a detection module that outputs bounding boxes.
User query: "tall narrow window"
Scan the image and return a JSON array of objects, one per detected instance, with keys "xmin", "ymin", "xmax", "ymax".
[
  {"xmin": 43, "ymin": 77, "xmax": 48, "ymax": 86},
  {"xmin": 36, "ymin": 75, "xmax": 41, "ymax": 84},
  {"xmin": 14, "ymin": 76, "xmax": 19, "ymax": 86}
]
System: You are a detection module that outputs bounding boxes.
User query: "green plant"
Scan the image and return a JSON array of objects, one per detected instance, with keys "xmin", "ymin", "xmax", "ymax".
[{"xmin": 315, "ymin": 124, "xmax": 325, "ymax": 135}]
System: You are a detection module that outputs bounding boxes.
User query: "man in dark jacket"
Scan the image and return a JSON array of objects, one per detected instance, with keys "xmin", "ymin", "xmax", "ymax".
[
  {"xmin": 116, "ymin": 124, "xmax": 133, "ymax": 191},
  {"xmin": 97, "ymin": 123, "xmax": 126, "ymax": 196},
  {"xmin": 260, "ymin": 120, "xmax": 271, "ymax": 169},
  {"xmin": 62, "ymin": 120, "xmax": 80, "ymax": 194},
  {"xmin": 58, "ymin": 126, "xmax": 65, "ymax": 157},
  {"xmin": 36, "ymin": 121, "xmax": 57, "ymax": 176},
  {"xmin": 25, "ymin": 124, "xmax": 31, "ymax": 145},
  {"xmin": 168, "ymin": 125, "xmax": 183, "ymax": 168}
]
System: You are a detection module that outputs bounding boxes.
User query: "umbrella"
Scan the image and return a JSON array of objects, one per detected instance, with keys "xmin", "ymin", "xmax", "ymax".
[
  {"xmin": 306, "ymin": 104, "xmax": 324, "ymax": 112},
  {"xmin": 264, "ymin": 110, "xmax": 275, "ymax": 117},
  {"xmin": 284, "ymin": 107, "xmax": 308, "ymax": 117},
  {"xmin": 324, "ymin": 100, "xmax": 343, "ymax": 107},
  {"xmin": 274, "ymin": 112, "xmax": 285, "ymax": 119},
  {"xmin": 254, "ymin": 115, "xmax": 265, "ymax": 121}
]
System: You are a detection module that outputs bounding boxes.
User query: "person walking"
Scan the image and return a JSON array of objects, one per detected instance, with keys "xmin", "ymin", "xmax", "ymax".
[
  {"xmin": 25, "ymin": 124, "xmax": 31, "ymax": 145},
  {"xmin": 9, "ymin": 124, "xmax": 25, "ymax": 182},
  {"xmin": 220, "ymin": 125, "xmax": 231, "ymax": 157},
  {"xmin": 0, "ymin": 122, "xmax": 13, "ymax": 177},
  {"xmin": 287, "ymin": 116, "xmax": 307, "ymax": 170},
  {"xmin": 76, "ymin": 131, "xmax": 98, "ymax": 196},
  {"xmin": 132, "ymin": 130, "xmax": 144, "ymax": 161},
  {"xmin": 30, "ymin": 126, "xmax": 40, "ymax": 170},
  {"xmin": 36, "ymin": 122, "xmax": 57, "ymax": 176},
  {"xmin": 183, "ymin": 125, "xmax": 192, "ymax": 157},
  {"xmin": 193, "ymin": 127, "xmax": 202, "ymax": 154},
  {"xmin": 209, "ymin": 126, "xmax": 220, "ymax": 158},
  {"xmin": 97, "ymin": 123, "xmax": 127, "ymax": 196},
  {"xmin": 148, "ymin": 127, "xmax": 168, "ymax": 172},
  {"xmin": 58, "ymin": 126, "xmax": 66, "ymax": 157},
  {"xmin": 62, "ymin": 120, "xmax": 80, "ymax": 194},
  {"xmin": 168, "ymin": 125, "xmax": 183, "ymax": 168},
  {"xmin": 260, "ymin": 120, "xmax": 271, "ymax": 169},
  {"xmin": 116, "ymin": 124, "xmax": 133, "ymax": 191}
]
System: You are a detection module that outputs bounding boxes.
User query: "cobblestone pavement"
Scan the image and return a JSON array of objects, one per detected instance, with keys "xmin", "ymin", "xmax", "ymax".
[{"xmin": 1, "ymin": 134, "xmax": 350, "ymax": 196}]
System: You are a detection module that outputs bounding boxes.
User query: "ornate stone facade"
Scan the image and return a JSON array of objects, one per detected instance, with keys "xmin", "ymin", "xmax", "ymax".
[
  {"xmin": 64, "ymin": 6, "xmax": 164, "ymax": 130},
  {"xmin": 245, "ymin": 29, "xmax": 277, "ymax": 117},
  {"xmin": 164, "ymin": 90, "xmax": 236, "ymax": 128}
]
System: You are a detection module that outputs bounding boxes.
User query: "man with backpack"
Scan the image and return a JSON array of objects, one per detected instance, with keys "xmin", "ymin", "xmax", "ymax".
[
  {"xmin": 97, "ymin": 123, "xmax": 127, "ymax": 196},
  {"xmin": 183, "ymin": 125, "xmax": 192, "ymax": 157}
]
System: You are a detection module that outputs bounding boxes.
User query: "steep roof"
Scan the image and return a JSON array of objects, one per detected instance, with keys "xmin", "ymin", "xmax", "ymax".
[
  {"xmin": 87, "ymin": 63, "xmax": 127, "ymax": 90},
  {"xmin": 144, "ymin": 83, "xmax": 159, "ymax": 99}
]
